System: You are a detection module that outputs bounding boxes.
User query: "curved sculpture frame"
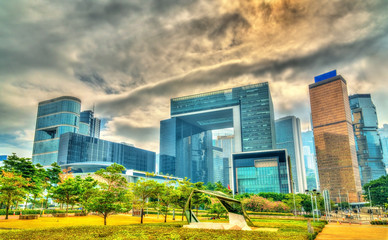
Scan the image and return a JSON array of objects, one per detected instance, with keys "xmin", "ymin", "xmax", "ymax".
[{"xmin": 184, "ymin": 189, "xmax": 254, "ymax": 227}]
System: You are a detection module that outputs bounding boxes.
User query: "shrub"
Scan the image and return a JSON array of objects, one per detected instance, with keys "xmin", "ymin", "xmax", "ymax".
[
  {"xmin": 370, "ymin": 220, "xmax": 388, "ymax": 225},
  {"xmin": 0, "ymin": 209, "xmax": 82, "ymax": 215},
  {"xmin": 242, "ymin": 195, "xmax": 290, "ymax": 213},
  {"xmin": 247, "ymin": 211, "xmax": 293, "ymax": 216}
]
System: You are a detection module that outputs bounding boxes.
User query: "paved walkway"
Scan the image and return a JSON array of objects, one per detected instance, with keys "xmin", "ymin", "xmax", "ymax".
[{"xmin": 316, "ymin": 223, "xmax": 388, "ymax": 240}]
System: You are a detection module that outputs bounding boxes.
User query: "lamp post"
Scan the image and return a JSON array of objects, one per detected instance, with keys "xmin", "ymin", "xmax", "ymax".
[
  {"xmin": 292, "ymin": 180, "xmax": 297, "ymax": 216},
  {"xmin": 313, "ymin": 189, "xmax": 320, "ymax": 221},
  {"xmin": 368, "ymin": 186, "xmax": 373, "ymax": 220},
  {"xmin": 306, "ymin": 189, "xmax": 315, "ymax": 222}
]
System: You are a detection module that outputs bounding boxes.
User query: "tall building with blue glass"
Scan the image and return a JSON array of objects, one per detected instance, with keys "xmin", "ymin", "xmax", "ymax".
[
  {"xmin": 349, "ymin": 94, "xmax": 386, "ymax": 186},
  {"xmin": 58, "ymin": 132, "xmax": 155, "ymax": 173},
  {"xmin": 80, "ymin": 110, "xmax": 101, "ymax": 138},
  {"xmin": 32, "ymin": 96, "xmax": 82, "ymax": 166},
  {"xmin": 379, "ymin": 124, "xmax": 388, "ymax": 174},
  {"xmin": 160, "ymin": 82, "xmax": 276, "ymax": 185},
  {"xmin": 301, "ymin": 130, "xmax": 320, "ymax": 190},
  {"xmin": 275, "ymin": 116, "xmax": 306, "ymax": 193}
]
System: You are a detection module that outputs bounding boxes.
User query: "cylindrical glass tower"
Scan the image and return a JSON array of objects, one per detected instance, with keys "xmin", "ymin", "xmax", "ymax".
[{"xmin": 32, "ymin": 96, "xmax": 81, "ymax": 166}]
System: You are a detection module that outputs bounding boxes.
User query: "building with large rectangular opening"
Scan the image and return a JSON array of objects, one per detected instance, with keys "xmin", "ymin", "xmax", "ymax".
[{"xmin": 159, "ymin": 82, "xmax": 278, "ymax": 191}]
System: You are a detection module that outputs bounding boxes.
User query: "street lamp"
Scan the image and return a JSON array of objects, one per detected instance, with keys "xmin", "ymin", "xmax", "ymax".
[
  {"xmin": 313, "ymin": 189, "xmax": 320, "ymax": 221},
  {"xmin": 368, "ymin": 186, "xmax": 373, "ymax": 220},
  {"xmin": 292, "ymin": 180, "xmax": 296, "ymax": 216},
  {"xmin": 305, "ymin": 189, "xmax": 315, "ymax": 222}
]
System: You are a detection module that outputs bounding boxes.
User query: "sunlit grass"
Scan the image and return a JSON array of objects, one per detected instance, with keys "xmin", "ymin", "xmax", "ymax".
[
  {"xmin": 0, "ymin": 215, "xmax": 326, "ymax": 240},
  {"xmin": 0, "ymin": 214, "xmax": 176, "ymax": 229}
]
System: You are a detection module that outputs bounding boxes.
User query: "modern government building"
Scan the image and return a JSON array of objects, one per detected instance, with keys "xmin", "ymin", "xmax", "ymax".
[
  {"xmin": 32, "ymin": 96, "xmax": 156, "ymax": 173},
  {"xmin": 159, "ymin": 82, "xmax": 294, "ymax": 194}
]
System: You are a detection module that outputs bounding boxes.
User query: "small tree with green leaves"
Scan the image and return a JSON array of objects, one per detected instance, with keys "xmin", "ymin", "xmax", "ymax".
[
  {"xmin": 130, "ymin": 179, "xmax": 161, "ymax": 224},
  {"xmin": 86, "ymin": 163, "xmax": 128, "ymax": 225},
  {"xmin": 171, "ymin": 177, "xmax": 193, "ymax": 221},
  {"xmin": 157, "ymin": 181, "xmax": 176, "ymax": 223},
  {"xmin": 50, "ymin": 177, "xmax": 81, "ymax": 213},
  {"xmin": 0, "ymin": 171, "xmax": 29, "ymax": 219},
  {"xmin": 209, "ymin": 201, "xmax": 227, "ymax": 218},
  {"xmin": 77, "ymin": 176, "xmax": 98, "ymax": 214}
]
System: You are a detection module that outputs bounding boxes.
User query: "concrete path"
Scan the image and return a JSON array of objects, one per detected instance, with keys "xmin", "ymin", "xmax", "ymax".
[{"xmin": 316, "ymin": 223, "xmax": 388, "ymax": 240}]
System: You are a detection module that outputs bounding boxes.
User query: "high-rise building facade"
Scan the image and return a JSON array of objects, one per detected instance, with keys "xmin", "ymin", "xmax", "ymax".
[
  {"xmin": 80, "ymin": 110, "xmax": 101, "ymax": 138},
  {"xmin": 58, "ymin": 132, "xmax": 155, "ymax": 173},
  {"xmin": 160, "ymin": 82, "xmax": 276, "ymax": 185},
  {"xmin": 302, "ymin": 130, "xmax": 320, "ymax": 190},
  {"xmin": 309, "ymin": 71, "xmax": 362, "ymax": 203},
  {"xmin": 378, "ymin": 124, "xmax": 388, "ymax": 174},
  {"xmin": 214, "ymin": 135, "xmax": 235, "ymax": 187},
  {"xmin": 212, "ymin": 146, "xmax": 225, "ymax": 185},
  {"xmin": 32, "ymin": 96, "xmax": 81, "ymax": 166},
  {"xmin": 275, "ymin": 116, "xmax": 307, "ymax": 193},
  {"xmin": 349, "ymin": 94, "xmax": 386, "ymax": 185}
]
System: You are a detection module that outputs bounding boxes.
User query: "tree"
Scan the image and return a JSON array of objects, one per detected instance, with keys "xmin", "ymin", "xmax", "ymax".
[
  {"xmin": 86, "ymin": 163, "xmax": 129, "ymax": 225},
  {"xmin": 2, "ymin": 153, "xmax": 37, "ymax": 209},
  {"xmin": 30, "ymin": 164, "xmax": 46, "ymax": 209},
  {"xmin": 0, "ymin": 171, "xmax": 29, "ymax": 219},
  {"xmin": 157, "ymin": 181, "xmax": 176, "ymax": 223},
  {"xmin": 43, "ymin": 162, "xmax": 62, "ymax": 208},
  {"xmin": 282, "ymin": 193, "xmax": 303, "ymax": 213},
  {"xmin": 129, "ymin": 179, "xmax": 160, "ymax": 224},
  {"xmin": 50, "ymin": 177, "xmax": 81, "ymax": 213},
  {"xmin": 363, "ymin": 175, "xmax": 388, "ymax": 207},
  {"xmin": 77, "ymin": 176, "xmax": 98, "ymax": 214},
  {"xmin": 171, "ymin": 178, "xmax": 193, "ymax": 221},
  {"xmin": 191, "ymin": 182, "xmax": 210, "ymax": 215},
  {"xmin": 209, "ymin": 202, "xmax": 227, "ymax": 218}
]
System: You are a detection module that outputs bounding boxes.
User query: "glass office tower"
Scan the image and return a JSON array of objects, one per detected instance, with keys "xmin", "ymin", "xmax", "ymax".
[
  {"xmin": 58, "ymin": 132, "xmax": 155, "ymax": 173},
  {"xmin": 275, "ymin": 116, "xmax": 307, "ymax": 193},
  {"xmin": 160, "ymin": 82, "xmax": 276, "ymax": 184},
  {"xmin": 215, "ymin": 135, "xmax": 235, "ymax": 187},
  {"xmin": 302, "ymin": 130, "xmax": 320, "ymax": 190},
  {"xmin": 80, "ymin": 110, "xmax": 101, "ymax": 138},
  {"xmin": 378, "ymin": 124, "xmax": 388, "ymax": 174},
  {"xmin": 32, "ymin": 96, "xmax": 81, "ymax": 166},
  {"xmin": 349, "ymin": 94, "xmax": 386, "ymax": 185},
  {"xmin": 309, "ymin": 71, "xmax": 362, "ymax": 203}
]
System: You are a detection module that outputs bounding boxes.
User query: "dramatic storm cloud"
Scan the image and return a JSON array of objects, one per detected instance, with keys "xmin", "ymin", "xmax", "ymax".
[{"xmin": 1, "ymin": 0, "xmax": 388, "ymax": 157}]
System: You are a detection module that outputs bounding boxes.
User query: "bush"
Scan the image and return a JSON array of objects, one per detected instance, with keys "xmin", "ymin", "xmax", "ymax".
[
  {"xmin": 0, "ymin": 209, "xmax": 82, "ymax": 215},
  {"xmin": 242, "ymin": 195, "xmax": 290, "ymax": 213},
  {"xmin": 247, "ymin": 211, "xmax": 293, "ymax": 216},
  {"xmin": 370, "ymin": 220, "xmax": 388, "ymax": 225}
]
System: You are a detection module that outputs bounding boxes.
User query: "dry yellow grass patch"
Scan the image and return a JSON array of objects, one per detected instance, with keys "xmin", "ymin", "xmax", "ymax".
[{"xmin": 0, "ymin": 214, "xmax": 177, "ymax": 229}]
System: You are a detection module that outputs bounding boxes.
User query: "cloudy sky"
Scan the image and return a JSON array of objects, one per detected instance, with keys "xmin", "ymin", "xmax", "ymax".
[{"xmin": 1, "ymin": 0, "xmax": 388, "ymax": 157}]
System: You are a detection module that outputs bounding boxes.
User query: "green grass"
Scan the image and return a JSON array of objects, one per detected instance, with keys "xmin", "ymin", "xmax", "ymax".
[{"xmin": 0, "ymin": 219, "xmax": 326, "ymax": 240}]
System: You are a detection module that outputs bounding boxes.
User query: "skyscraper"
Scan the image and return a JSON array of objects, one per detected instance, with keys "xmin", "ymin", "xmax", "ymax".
[
  {"xmin": 378, "ymin": 124, "xmax": 388, "ymax": 174},
  {"xmin": 309, "ymin": 70, "xmax": 362, "ymax": 203},
  {"xmin": 349, "ymin": 94, "xmax": 386, "ymax": 185},
  {"xmin": 32, "ymin": 96, "xmax": 81, "ymax": 166},
  {"xmin": 301, "ymin": 130, "xmax": 320, "ymax": 191},
  {"xmin": 160, "ymin": 82, "xmax": 276, "ymax": 184},
  {"xmin": 215, "ymin": 135, "xmax": 235, "ymax": 187},
  {"xmin": 275, "ymin": 116, "xmax": 307, "ymax": 193},
  {"xmin": 80, "ymin": 110, "xmax": 101, "ymax": 138}
]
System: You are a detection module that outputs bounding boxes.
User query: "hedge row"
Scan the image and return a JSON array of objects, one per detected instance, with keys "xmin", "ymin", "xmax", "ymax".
[
  {"xmin": 0, "ymin": 209, "xmax": 82, "ymax": 215},
  {"xmin": 370, "ymin": 220, "xmax": 388, "ymax": 225},
  {"xmin": 247, "ymin": 211, "xmax": 294, "ymax": 216}
]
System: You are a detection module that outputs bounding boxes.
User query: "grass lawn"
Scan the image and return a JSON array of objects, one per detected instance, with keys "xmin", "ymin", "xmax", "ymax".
[{"xmin": 0, "ymin": 215, "xmax": 326, "ymax": 239}]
